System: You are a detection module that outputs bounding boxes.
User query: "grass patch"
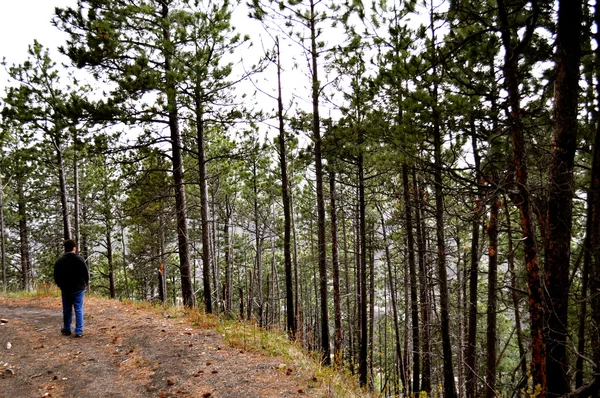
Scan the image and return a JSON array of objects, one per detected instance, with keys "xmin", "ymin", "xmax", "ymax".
[
  {"xmin": 1, "ymin": 283, "xmax": 60, "ymax": 298},
  {"xmin": 216, "ymin": 319, "xmax": 371, "ymax": 397}
]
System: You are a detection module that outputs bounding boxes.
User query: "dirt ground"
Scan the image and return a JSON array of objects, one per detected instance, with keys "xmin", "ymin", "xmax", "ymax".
[{"xmin": 0, "ymin": 295, "xmax": 327, "ymax": 398}]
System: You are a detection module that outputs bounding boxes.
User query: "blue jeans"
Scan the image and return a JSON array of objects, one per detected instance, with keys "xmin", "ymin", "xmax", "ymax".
[{"xmin": 61, "ymin": 290, "xmax": 85, "ymax": 335}]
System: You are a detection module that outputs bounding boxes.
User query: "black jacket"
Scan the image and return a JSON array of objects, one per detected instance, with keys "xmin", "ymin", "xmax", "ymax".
[{"xmin": 54, "ymin": 252, "xmax": 89, "ymax": 292}]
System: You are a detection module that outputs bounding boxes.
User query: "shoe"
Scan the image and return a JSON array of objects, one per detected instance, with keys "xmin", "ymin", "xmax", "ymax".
[
  {"xmin": 75, "ymin": 333, "xmax": 83, "ymax": 338},
  {"xmin": 61, "ymin": 329, "xmax": 72, "ymax": 336}
]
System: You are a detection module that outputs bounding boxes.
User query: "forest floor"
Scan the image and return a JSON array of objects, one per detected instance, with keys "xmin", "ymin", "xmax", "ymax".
[{"xmin": 0, "ymin": 294, "xmax": 342, "ymax": 398}]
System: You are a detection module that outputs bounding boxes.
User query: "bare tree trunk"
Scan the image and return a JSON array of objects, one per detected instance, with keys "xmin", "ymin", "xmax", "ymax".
[
  {"xmin": 161, "ymin": 3, "xmax": 193, "ymax": 308},
  {"xmin": 466, "ymin": 121, "xmax": 483, "ymax": 398},
  {"xmin": 276, "ymin": 37, "xmax": 296, "ymax": 338},
  {"xmin": 496, "ymin": 0, "xmax": 546, "ymax": 392},
  {"xmin": 211, "ymin": 191, "xmax": 219, "ymax": 314},
  {"xmin": 107, "ymin": 226, "xmax": 115, "ymax": 299},
  {"xmin": 504, "ymin": 196, "xmax": 528, "ymax": 392},
  {"xmin": 121, "ymin": 225, "xmax": 130, "ymax": 300},
  {"xmin": 402, "ymin": 163, "xmax": 420, "ymax": 393},
  {"xmin": 308, "ymin": 0, "xmax": 330, "ymax": 366},
  {"xmin": 431, "ymin": 24, "xmax": 457, "ymax": 395},
  {"xmin": 57, "ymin": 144, "xmax": 71, "ymax": 241},
  {"xmin": 369, "ymin": 229, "xmax": 376, "ymax": 389},
  {"xmin": 589, "ymin": 4, "xmax": 600, "ymax": 393},
  {"xmin": 224, "ymin": 197, "xmax": 233, "ymax": 313},
  {"xmin": 73, "ymin": 130, "xmax": 81, "ymax": 247},
  {"xmin": 485, "ymin": 199, "xmax": 499, "ymax": 398},
  {"xmin": 17, "ymin": 182, "xmax": 31, "ymax": 291},
  {"xmin": 378, "ymin": 205, "xmax": 407, "ymax": 395},
  {"xmin": 195, "ymin": 98, "xmax": 212, "ymax": 313},
  {"xmin": 0, "ymin": 175, "xmax": 6, "ymax": 292},
  {"xmin": 329, "ymin": 166, "xmax": 343, "ymax": 366},
  {"xmin": 544, "ymin": 1, "xmax": 582, "ymax": 395},
  {"xmin": 253, "ymin": 161, "xmax": 264, "ymax": 327},
  {"xmin": 414, "ymin": 168, "xmax": 431, "ymax": 393},
  {"xmin": 342, "ymin": 189, "xmax": 354, "ymax": 372}
]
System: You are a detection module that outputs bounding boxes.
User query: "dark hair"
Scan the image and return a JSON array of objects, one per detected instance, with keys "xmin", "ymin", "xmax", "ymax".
[{"xmin": 64, "ymin": 239, "xmax": 77, "ymax": 253}]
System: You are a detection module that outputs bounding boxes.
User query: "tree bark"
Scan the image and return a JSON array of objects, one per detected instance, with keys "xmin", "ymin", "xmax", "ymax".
[
  {"xmin": 496, "ymin": 0, "xmax": 546, "ymax": 393},
  {"xmin": 17, "ymin": 181, "xmax": 31, "ymax": 291},
  {"xmin": 414, "ymin": 167, "xmax": 431, "ymax": 393},
  {"xmin": 590, "ymin": 2, "xmax": 600, "ymax": 391},
  {"xmin": 431, "ymin": 12, "xmax": 457, "ymax": 392},
  {"xmin": 544, "ymin": 1, "xmax": 582, "ymax": 395},
  {"xmin": 161, "ymin": 3, "xmax": 194, "ymax": 308},
  {"xmin": 402, "ymin": 163, "xmax": 420, "ymax": 394},
  {"xmin": 466, "ymin": 124, "xmax": 483, "ymax": 398},
  {"xmin": 329, "ymin": 166, "xmax": 343, "ymax": 366},
  {"xmin": 485, "ymin": 199, "xmax": 499, "ymax": 398},
  {"xmin": 0, "ymin": 175, "xmax": 6, "ymax": 292},
  {"xmin": 276, "ymin": 38, "xmax": 296, "ymax": 338},
  {"xmin": 378, "ymin": 205, "xmax": 407, "ymax": 395},
  {"xmin": 57, "ymin": 143, "xmax": 71, "ymax": 241},
  {"xmin": 195, "ymin": 95, "xmax": 212, "ymax": 314},
  {"xmin": 309, "ymin": 0, "xmax": 330, "ymax": 366}
]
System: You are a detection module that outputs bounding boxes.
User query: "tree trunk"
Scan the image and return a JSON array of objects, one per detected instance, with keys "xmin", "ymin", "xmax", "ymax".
[
  {"xmin": 504, "ymin": 195, "xmax": 528, "ymax": 392},
  {"xmin": 414, "ymin": 167, "xmax": 431, "ymax": 393},
  {"xmin": 402, "ymin": 163, "xmax": 420, "ymax": 393},
  {"xmin": 121, "ymin": 225, "xmax": 130, "ymax": 300},
  {"xmin": 485, "ymin": 199, "xmax": 499, "ymax": 398},
  {"xmin": 544, "ymin": 1, "xmax": 582, "ymax": 395},
  {"xmin": 161, "ymin": 3, "xmax": 194, "ymax": 308},
  {"xmin": 224, "ymin": 197, "xmax": 233, "ymax": 313},
  {"xmin": 309, "ymin": 0, "xmax": 330, "ymax": 366},
  {"xmin": 590, "ymin": 3, "xmax": 600, "ymax": 392},
  {"xmin": 378, "ymin": 205, "xmax": 407, "ymax": 395},
  {"xmin": 358, "ymin": 136, "xmax": 368, "ymax": 383},
  {"xmin": 276, "ymin": 38, "xmax": 296, "ymax": 338},
  {"xmin": 329, "ymin": 166, "xmax": 343, "ymax": 366},
  {"xmin": 17, "ymin": 181, "xmax": 31, "ymax": 291},
  {"xmin": 466, "ymin": 122, "xmax": 483, "ymax": 398},
  {"xmin": 496, "ymin": 0, "xmax": 546, "ymax": 392},
  {"xmin": 73, "ymin": 130, "xmax": 81, "ymax": 247},
  {"xmin": 57, "ymin": 144, "xmax": 71, "ymax": 241},
  {"xmin": 195, "ymin": 95, "xmax": 213, "ymax": 314},
  {"xmin": 253, "ymin": 161, "xmax": 264, "ymax": 327},
  {"xmin": 0, "ymin": 175, "xmax": 6, "ymax": 292},
  {"xmin": 369, "ymin": 228, "xmax": 376, "ymax": 389},
  {"xmin": 431, "ymin": 22, "xmax": 457, "ymax": 393},
  {"xmin": 211, "ymin": 191, "xmax": 219, "ymax": 314},
  {"xmin": 107, "ymin": 226, "xmax": 115, "ymax": 299}
]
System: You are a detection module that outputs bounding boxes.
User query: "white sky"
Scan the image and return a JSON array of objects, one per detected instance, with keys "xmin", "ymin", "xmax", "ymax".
[{"xmin": 0, "ymin": 0, "xmax": 77, "ymax": 92}]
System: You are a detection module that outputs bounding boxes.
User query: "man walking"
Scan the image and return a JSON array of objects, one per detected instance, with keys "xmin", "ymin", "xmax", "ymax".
[{"xmin": 54, "ymin": 239, "xmax": 89, "ymax": 337}]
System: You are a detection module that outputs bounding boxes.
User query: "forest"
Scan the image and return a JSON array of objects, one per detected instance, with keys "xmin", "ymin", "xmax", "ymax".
[{"xmin": 0, "ymin": 0, "xmax": 597, "ymax": 397}]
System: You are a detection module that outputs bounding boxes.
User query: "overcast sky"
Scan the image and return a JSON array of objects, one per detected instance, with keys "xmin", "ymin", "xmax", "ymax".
[{"xmin": 0, "ymin": 0, "xmax": 77, "ymax": 91}]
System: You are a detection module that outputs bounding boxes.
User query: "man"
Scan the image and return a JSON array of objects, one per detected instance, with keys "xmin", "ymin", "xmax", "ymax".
[{"xmin": 54, "ymin": 239, "xmax": 89, "ymax": 337}]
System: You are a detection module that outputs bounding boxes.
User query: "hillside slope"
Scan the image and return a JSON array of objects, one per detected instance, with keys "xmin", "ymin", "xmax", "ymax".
[{"xmin": 0, "ymin": 295, "xmax": 329, "ymax": 398}]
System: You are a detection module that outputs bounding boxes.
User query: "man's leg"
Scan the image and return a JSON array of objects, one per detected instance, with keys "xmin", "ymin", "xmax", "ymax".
[
  {"xmin": 61, "ymin": 290, "xmax": 73, "ymax": 335},
  {"xmin": 73, "ymin": 290, "xmax": 85, "ymax": 336}
]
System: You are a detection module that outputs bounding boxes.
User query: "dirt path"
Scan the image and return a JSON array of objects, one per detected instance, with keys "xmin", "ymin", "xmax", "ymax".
[{"xmin": 0, "ymin": 296, "xmax": 324, "ymax": 398}]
